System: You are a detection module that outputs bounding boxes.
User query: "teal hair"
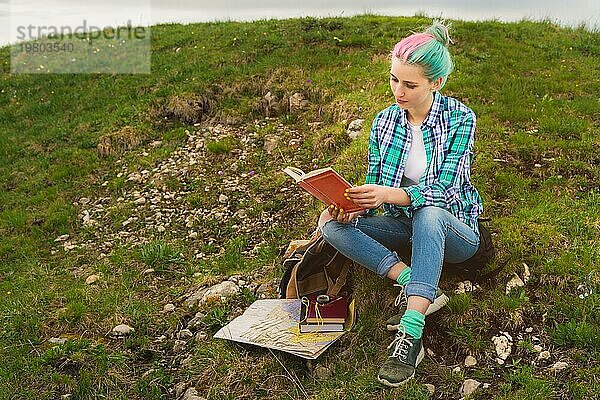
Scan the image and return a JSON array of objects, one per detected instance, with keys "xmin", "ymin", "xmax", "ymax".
[{"xmin": 406, "ymin": 21, "xmax": 454, "ymax": 89}]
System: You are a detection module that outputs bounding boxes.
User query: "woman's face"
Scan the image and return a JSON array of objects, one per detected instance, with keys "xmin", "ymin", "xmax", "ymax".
[{"xmin": 389, "ymin": 58, "xmax": 441, "ymax": 111}]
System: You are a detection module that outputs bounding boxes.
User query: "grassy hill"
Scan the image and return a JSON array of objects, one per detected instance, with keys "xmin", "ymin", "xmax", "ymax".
[{"xmin": 0, "ymin": 15, "xmax": 599, "ymax": 399}]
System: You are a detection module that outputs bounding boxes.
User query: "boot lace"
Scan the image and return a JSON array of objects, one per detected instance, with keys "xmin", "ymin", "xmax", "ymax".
[
  {"xmin": 393, "ymin": 283, "xmax": 407, "ymax": 309},
  {"xmin": 388, "ymin": 326, "xmax": 413, "ymax": 360}
]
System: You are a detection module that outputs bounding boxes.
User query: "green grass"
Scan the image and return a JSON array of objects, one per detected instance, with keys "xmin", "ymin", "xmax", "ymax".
[{"xmin": 1, "ymin": 14, "xmax": 599, "ymax": 399}]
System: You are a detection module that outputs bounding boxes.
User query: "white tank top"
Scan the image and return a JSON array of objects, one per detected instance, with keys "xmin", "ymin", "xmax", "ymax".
[{"xmin": 403, "ymin": 123, "xmax": 427, "ymax": 185}]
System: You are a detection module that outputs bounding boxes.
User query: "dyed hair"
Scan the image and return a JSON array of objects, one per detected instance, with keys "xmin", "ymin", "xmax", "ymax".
[{"xmin": 391, "ymin": 21, "xmax": 454, "ymax": 89}]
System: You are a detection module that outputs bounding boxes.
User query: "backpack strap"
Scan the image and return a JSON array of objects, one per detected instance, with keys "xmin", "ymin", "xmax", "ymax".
[{"xmin": 325, "ymin": 255, "xmax": 351, "ymax": 296}]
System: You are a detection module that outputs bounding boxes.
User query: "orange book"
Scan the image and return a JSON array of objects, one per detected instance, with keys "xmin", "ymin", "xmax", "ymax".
[{"xmin": 283, "ymin": 167, "xmax": 364, "ymax": 213}]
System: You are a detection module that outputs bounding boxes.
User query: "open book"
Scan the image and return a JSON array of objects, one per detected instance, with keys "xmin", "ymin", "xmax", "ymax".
[{"xmin": 282, "ymin": 167, "xmax": 364, "ymax": 213}]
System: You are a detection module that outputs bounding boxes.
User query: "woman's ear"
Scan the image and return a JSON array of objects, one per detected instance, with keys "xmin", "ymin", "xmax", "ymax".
[{"xmin": 431, "ymin": 77, "xmax": 443, "ymax": 91}]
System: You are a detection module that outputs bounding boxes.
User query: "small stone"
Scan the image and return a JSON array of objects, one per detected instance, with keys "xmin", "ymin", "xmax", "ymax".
[
  {"xmin": 533, "ymin": 345, "xmax": 543, "ymax": 352},
  {"xmin": 492, "ymin": 332, "xmax": 513, "ymax": 364},
  {"xmin": 134, "ymin": 197, "xmax": 146, "ymax": 205},
  {"xmin": 178, "ymin": 329, "xmax": 194, "ymax": 340},
  {"xmin": 157, "ymin": 225, "xmax": 166, "ymax": 233},
  {"xmin": 483, "ymin": 383, "xmax": 490, "ymax": 389},
  {"xmin": 163, "ymin": 303, "xmax": 175, "ymax": 313},
  {"xmin": 346, "ymin": 118, "xmax": 365, "ymax": 140},
  {"xmin": 54, "ymin": 234, "xmax": 70, "ymax": 242},
  {"xmin": 506, "ymin": 273, "xmax": 525, "ymax": 294},
  {"xmin": 187, "ymin": 312, "xmax": 206, "ymax": 330},
  {"xmin": 195, "ymin": 331, "xmax": 208, "ymax": 342},
  {"xmin": 549, "ymin": 361, "xmax": 568, "ymax": 372},
  {"xmin": 112, "ymin": 324, "xmax": 134, "ymax": 336},
  {"xmin": 181, "ymin": 387, "xmax": 205, "ymax": 400},
  {"xmin": 538, "ymin": 350, "xmax": 551, "ymax": 360},
  {"xmin": 85, "ymin": 274, "xmax": 100, "ymax": 285},
  {"xmin": 174, "ymin": 382, "xmax": 188, "ymax": 399},
  {"xmin": 465, "ymin": 355, "xmax": 477, "ymax": 367},
  {"xmin": 455, "ymin": 280, "xmax": 473, "ymax": 294},
  {"xmin": 452, "ymin": 366, "xmax": 461, "ymax": 373},
  {"xmin": 522, "ymin": 263, "xmax": 531, "ymax": 283},
  {"xmin": 188, "ymin": 231, "xmax": 198, "ymax": 239},
  {"xmin": 424, "ymin": 383, "xmax": 435, "ymax": 395},
  {"xmin": 49, "ymin": 337, "xmax": 67, "ymax": 345},
  {"xmin": 289, "ymin": 92, "xmax": 308, "ymax": 112},
  {"xmin": 173, "ymin": 339, "xmax": 187, "ymax": 353},
  {"xmin": 263, "ymin": 134, "xmax": 279, "ymax": 154},
  {"xmin": 525, "ymin": 327, "xmax": 533, "ymax": 333},
  {"xmin": 218, "ymin": 194, "xmax": 229, "ymax": 203},
  {"xmin": 460, "ymin": 379, "xmax": 481, "ymax": 397},
  {"xmin": 313, "ymin": 365, "xmax": 332, "ymax": 380}
]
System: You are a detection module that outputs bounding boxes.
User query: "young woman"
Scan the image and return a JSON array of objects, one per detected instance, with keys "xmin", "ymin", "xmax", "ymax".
[{"xmin": 317, "ymin": 21, "xmax": 483, "ymax": 387}]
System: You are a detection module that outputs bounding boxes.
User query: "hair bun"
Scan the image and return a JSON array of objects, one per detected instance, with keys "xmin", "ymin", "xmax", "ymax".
[{"xmin": 425, "ymin": 20, "xmax": 451, "ymax": 47}]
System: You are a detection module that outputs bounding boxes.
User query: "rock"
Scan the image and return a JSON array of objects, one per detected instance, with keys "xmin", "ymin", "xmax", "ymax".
[
  {"xmin": 347, "ymin": 118, "xmax": 365, "ymax": 139},
  {"xmin": 112, "ymin": 324, "xmax": 135, "ymax": 337},
  {"xmin": 506, "ymin": 273, "xmax": 525, "ymax": 294},
  {"xmin": 522, "ymin": 263, "xmax": 531, "ymax": 283},
  {"xmin": 85, "ymin": 274, "xmax": 100, "ymax": 285},
  {"xmin": 63, "ymin": 242, "xmax": 77, "ymax": 251},
  {"xmin": 218, "ymin": 194, "xmax": 229, "ymax": 203},
  {"xmin": 492, "ymin": 332, "xmax": 513, "ymax": 364},
  {"xmin": 255, "ymin": 283, "xmax": 273, "ymax": 298},
  {"xmin": 187, "ymin": 312, "xmax": 206, "ymax": 330},
  {"xmin": 424, "ymin": 383, "xmax": 435, "ymax": 395},
  {"xmin": 195, "ymin": 331, "xmax": 208, "ymax": 342},
  {"xmin": 163, "ymin": 303, "xmax": 175, "ymax": 313},
  {"xmin": 289, "ymin": 92, "xmax": 308, "ymax": 112},
  {"xmin": 184, "ymin": 281, "xmax": 241, "ymax": 309},
  {"xmin": 549, "ymin": 361, "xmax": 568, "ymax": 372},
  {"xmin": 460, "ymin": 379, "xmax": 481, "ymax": 397},
  {"xmin": 313, "ymin": 365, "xmax": 332, "ymax": 380},
  {"xmin": 178, "ymin": 329, "xmax": 194, "ymax": 340},
  {"xmin": 263, "ymin": 134, "xmax": 279, "ymax": 154},
  {"xmin": 182, "ymin": 387, "xmax": 206, "ymax": 400},
  {"xmin": 465, "ymin": 355, "xmax": 477, "ymax": 367},
  {"xmin": 173, "ymin": 339, "xmax": 187, "ymax": 353},
  {"xmin": 49, "ymin": 337, "xmax": 67, "ymax": 345},
  {"xmin": 174, "ymin": 382, "xmax": 188, "ymax": 399},
  {"xmin": 538, "ymin": 350, "xmax": 551, "ymax": 360},
  {"xmin": 455, "ymin": 280, "xmax": 473, "ymax": 294}
]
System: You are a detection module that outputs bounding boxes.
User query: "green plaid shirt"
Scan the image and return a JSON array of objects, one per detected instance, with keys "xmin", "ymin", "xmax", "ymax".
[{"xmin": 365, "ymin": 92, "xmax": 483, "ymax": 233}]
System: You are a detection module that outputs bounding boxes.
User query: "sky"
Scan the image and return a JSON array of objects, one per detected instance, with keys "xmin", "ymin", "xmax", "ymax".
[{"xmin": 1, "ymin": 0, "xmax": 599, "ymax": 45}]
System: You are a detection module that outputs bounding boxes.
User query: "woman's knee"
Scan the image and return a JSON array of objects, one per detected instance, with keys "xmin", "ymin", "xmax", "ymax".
[
  {"xmin": 413, "ymin": 206, "xmax": 448, "ymax": 226},
  {"xmin": 318, "ymin": 208, "xmax": 333, "ymax": 228}
]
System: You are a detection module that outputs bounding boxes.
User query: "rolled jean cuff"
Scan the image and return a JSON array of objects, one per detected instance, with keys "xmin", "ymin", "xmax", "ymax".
[
  {"xmin": 405, "ymin": 281, "xmax": 437, "ymax": 303},
  {"xmin": 376, "ymin": 251, "xmax": 401, "ymax": 277}
]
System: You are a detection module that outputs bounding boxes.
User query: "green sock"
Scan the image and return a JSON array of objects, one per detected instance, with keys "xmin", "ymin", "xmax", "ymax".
[
  {"xmin": 399, "ymin": 309, "xmax": 425, "ymax": 339},
  {"xmin": 396, "ymin": 267, "xmax": 412, "ymax": 286}
]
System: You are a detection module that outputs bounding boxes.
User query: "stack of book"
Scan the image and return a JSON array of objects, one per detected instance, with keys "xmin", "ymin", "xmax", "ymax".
[{"xmin": 299, "ymin": 293, "xmax": 349, "ymax": 333}]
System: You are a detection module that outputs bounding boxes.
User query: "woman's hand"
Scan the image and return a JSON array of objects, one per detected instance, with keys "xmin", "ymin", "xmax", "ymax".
[
  {"xmin": 345, "ymin": 184, "xmax": 412, "ymax": 208},
  {"xmin": 344, "ymin": 184, "xmax": 390, "ymax": 208},
  {"xmin": 327, "ymin": 205, "xmax": 364, "ymax": 224}
]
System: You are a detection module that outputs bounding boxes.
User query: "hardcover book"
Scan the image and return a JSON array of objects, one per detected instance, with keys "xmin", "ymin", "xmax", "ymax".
[
  {"xmin": 282, "ymin": 167, "xmax": 364, "ymax": 213},
  {"xmin": 300, "ymin": 294, "xmax": 349, "ymax": 325}
]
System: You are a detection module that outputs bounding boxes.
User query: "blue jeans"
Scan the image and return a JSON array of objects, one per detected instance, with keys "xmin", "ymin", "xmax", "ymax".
[{"xmin": 319, "ymin": 206, "xmax": 480, "ymax": 302}]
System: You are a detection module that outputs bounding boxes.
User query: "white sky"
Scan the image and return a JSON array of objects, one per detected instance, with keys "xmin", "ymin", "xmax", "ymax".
[{"xmin": 1, "ymin": 0, "xmax": 599, "ymax": 45}]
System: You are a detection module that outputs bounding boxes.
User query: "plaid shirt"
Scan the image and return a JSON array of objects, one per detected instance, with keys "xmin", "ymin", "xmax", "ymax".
[{"xmin": 365, "ymin": 92, "xmax": 483, "ymax": 233}]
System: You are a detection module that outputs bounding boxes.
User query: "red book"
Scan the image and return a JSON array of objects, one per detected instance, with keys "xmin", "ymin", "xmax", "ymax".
[
  {"xmin": 283, "ymin": 167, "xmax": 364, "ymax": 213},
  {"xmin": 300, "ymin": 294, "xmax": 349, "ymax": 324}
]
